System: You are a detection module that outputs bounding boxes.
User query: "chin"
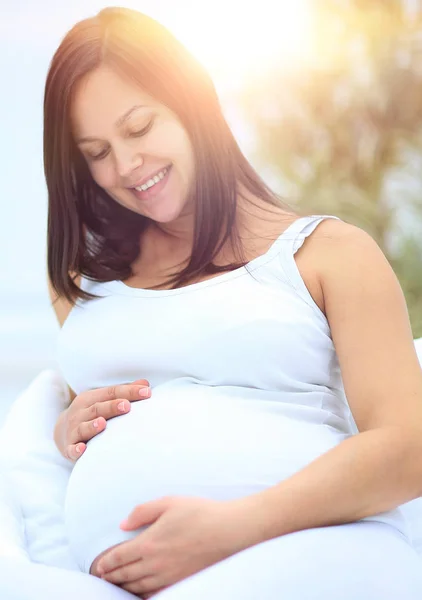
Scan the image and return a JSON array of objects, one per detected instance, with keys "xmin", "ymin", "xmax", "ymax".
[
  {"xmin": 151, "ymin": 210, "xmax": 184, "ymax": 224},
  {"xmin": 148, "ymin": 199, "xmax": 192, "ymax": 224},
  {"xmin": 109, "ymin": 188, "xmax": 191, "ymax": 225}
]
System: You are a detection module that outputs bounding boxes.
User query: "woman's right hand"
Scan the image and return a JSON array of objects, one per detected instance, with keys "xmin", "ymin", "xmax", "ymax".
[{"xmin": 54, "ymin": 379, "xmax": 151, "ymax": 462}]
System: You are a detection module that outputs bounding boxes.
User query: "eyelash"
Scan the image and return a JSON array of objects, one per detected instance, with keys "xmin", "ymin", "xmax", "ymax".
[{"xmin": 89, "ymin": 120, "xmax": 154, "ymax": 161}]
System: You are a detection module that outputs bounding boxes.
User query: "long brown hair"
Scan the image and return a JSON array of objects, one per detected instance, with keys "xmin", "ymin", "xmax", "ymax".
[{"xmin": 44, "ymin": 6, "xmax": 299, "ymax": 304}]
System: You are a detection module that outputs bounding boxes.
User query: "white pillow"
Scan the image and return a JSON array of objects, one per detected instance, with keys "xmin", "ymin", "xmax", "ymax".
[
  {"xmin": 0, "ymin": 369, "xmax": 79, "ymax": 570},
  {"xmin": 0, "ymin": 470, "xmax": 30, "ymax": 562}
]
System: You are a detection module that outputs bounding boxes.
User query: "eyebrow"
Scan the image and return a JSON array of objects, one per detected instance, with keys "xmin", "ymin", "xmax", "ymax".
[{"xmin": 76, "ymin": 105, "xmax": 147, "ymax": 144}]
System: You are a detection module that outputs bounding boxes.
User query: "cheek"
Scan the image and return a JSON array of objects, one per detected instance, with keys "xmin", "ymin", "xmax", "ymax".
[
  {"xmin": 155, "ymin": 118, "xmax": 193, "ymax": 165},
  {"xmin": 166, "ymin": 131, "xmax": 195, "ymax": 178},
  {"xmin": 89, "ymin": 162, "xmax": 116, "ymax": 189},
  {"xmin": 177, "ymin": 131, "xmax": 195, "ymax": 174}
]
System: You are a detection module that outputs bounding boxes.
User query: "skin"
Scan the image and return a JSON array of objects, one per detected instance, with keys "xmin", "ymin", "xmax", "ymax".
[
  {"xmin": 90, "ymin": 543, "xmax": 120, "ymax": 578},
  {"xmin": 71, "ymin": 65, "xmax": 196, "ymax": 235}
]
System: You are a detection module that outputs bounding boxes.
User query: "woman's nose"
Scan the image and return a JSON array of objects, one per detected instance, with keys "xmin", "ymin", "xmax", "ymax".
[{"xmin": 114, "ymin": 147, "xmax": 143, "ymax": 180}]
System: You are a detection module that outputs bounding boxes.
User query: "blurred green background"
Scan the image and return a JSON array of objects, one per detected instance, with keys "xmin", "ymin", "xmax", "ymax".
[{"xmin": 233, "ymin": 0, "xmax": 422, "ymax": 337}]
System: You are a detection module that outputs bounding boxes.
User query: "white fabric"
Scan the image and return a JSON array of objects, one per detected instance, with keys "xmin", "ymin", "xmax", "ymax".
[
  {"xmin": 0, "ymin": 369, "xmax": 79, "ymax": 570},
  {"xmin": 0, "ymin": 471, "xmax": 29, "ymax": 562},
  {"xmin": 57, "ymin": 214, "xmax": 411, "ymax": 573},
  {"xmin": 2, "ymin": 522, "xmax": 422, "ymax": 599},
  {"xmin": 0, "ymin": 557, "xmax": 135, "ymax": 599}
]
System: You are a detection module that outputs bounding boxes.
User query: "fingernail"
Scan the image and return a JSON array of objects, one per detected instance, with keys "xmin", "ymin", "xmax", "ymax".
[
  {"xmin": 139, "ymin": 387, "xmax": 151, "ymax": 398},
  {"xmin": 118, "ymin": 401, "xmax": 128, "ymax": 412},
  {"xmin": 76, "ymin": 445, "xmax": 81, "ymax": 453}
]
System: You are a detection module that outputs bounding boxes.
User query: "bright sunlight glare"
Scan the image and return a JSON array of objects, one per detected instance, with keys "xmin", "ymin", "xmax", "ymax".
[{"xmin": 159, "ymin": 0, "xmax": 313, "ymax": 87}]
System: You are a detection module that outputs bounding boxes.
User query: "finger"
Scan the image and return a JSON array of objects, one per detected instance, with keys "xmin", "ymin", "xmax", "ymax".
[
  {"xmin": 83, "ymin": 399, "xmax": 129, "ymax": 427},
  {"xmin": 143, "ymin": 586, "xmax": 168, "ymax": 598},
  {"xmin": 80, "ymin": 382, "xmax": 151, "ymax": 407},
  {"xmin": 81, "ymin": 393, "xmax": 149, "ymax": 430},
  {"xmin": 68, "ymin": 416, "xmax": 107, "ymax": 446},
  {"xmin": 121, "ymin": 575, "xmax": 162, "ymax": 596},
  {"xmin": 69, "ymin": 391, "xmax": 152, "ymax": 446},
  {"xmin": 65, "ymin": 442, "xmax": 86, "ymax": 462},
  {"xmin": 101, "ymin": 559, "xmax": 145, "ymax": 584},
  {"xmin": 97, "ymin": 538, "xmax": 144, "ymax": 574}
]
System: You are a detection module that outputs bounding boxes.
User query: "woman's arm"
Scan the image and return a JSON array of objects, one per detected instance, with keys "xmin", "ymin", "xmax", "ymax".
[
  {"xmin": 47, "ymin": 271, "xmax": 79, "ymax": 450},
  {"xmin": 241, "ymin": 221, "xmax": 422, "ymax": 543},
  {"xmin": 47, "ymin": 272, "xmax": 78, "ymax": 405}
]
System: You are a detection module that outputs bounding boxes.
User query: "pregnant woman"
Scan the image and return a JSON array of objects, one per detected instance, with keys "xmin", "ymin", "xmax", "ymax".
[{"xmin": 39, "ymin": 6, "xmax": 422, "ymax": 600}]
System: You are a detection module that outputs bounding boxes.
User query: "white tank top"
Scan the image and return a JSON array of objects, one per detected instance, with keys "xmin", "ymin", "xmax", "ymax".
[{"xmin": 58, "ymin": 214, "xmax": 410, "ymax": 573}]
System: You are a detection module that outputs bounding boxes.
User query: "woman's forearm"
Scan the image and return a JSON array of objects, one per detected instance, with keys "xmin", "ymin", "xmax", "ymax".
[
  {"xmin": 241, "ymin": 426, "xmax": 422, "ymax": 544},
  {"xmin": 54, "ymin": 386, "xmax": 74, "ymax": 456}
]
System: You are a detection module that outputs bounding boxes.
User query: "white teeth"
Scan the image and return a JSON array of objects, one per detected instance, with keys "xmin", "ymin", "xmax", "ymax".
[{"xmin": 134, "ymin": 167, "xmax": 168, "ymax": 192}]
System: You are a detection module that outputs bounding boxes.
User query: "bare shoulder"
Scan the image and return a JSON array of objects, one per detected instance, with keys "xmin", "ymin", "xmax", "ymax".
[
  {"xmin": 306, "ymin": 218, "xmax": 386, "ymax": 280},
  {"xmin": 303, "ymin": 217, "xmax": 364, "ymax": 248},
  {"xmin": 293, "ymin": 217, "xmax": 375, "ymax": 317},
  {"xmin": 47, "ymin": 272, "xmax": 81, "ymax": 328},
  {"xmin": 307, "ymin": 217, "xmax": 406, "ymax": 337}
]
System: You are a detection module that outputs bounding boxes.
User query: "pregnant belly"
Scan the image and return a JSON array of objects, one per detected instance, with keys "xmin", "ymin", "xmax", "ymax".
[{"xmin": 64, "ymin": 387, "xmax": 347, "ymax": 574}]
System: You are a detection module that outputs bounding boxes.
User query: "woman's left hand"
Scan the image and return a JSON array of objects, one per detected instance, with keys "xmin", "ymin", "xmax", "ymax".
[{"xmin": 95, "ymin": 495, "xmax": 264, "ymax": 597}]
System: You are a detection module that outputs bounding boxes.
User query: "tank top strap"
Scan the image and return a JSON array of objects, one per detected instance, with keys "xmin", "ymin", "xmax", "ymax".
[
  {"xmin": 289, "ymin": 214, "xmax": 341, "ymax": 253},
  {"xmin": 274, "ymin": 214, "xmax": 341, "ymax": 322},
  {"xmin": 273, "ymin": 213, "xmax": 337, "ymax": 248}
]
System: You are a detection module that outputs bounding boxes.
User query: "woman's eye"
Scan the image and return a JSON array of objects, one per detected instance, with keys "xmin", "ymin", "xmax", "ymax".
[
  {"xmin": 129, "ymin": 120, "xmax": 153, "ymax": 137},
  {"xmin": 89, "ymin": 149, "xmax": 109, "ymax": 161},
  {"xmin": 85, "ymin": 119, "xmax": 153, "ymax": 161}
]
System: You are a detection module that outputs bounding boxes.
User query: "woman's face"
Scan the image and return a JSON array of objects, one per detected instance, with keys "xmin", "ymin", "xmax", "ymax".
[{"xmin": 70, "ymin": 65, "xmax": 196, "ymax": 224}]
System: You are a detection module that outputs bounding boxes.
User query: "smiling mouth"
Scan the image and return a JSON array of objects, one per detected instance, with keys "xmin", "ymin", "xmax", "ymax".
[
  {"xmin": 130, "ymin": 165, "xmax": 172, "ymax": 202},
  {"xmin": 131, "ymin": 165, "xmax": 171, "ymax": 192}
]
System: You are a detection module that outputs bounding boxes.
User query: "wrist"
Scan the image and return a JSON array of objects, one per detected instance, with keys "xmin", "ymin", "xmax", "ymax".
[
  {"xmin": 227, "ymin": 494, "xmax": 272, "ymax": 551},
  {"xmin": 53, "ymin": 409, "xmax": 68, "ymax": 455}
]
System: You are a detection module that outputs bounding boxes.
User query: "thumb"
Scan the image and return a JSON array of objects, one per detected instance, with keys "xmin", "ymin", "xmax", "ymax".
[{"xmin": 120, "ymin": 497, "xmax": 171, "ymax": 530}]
